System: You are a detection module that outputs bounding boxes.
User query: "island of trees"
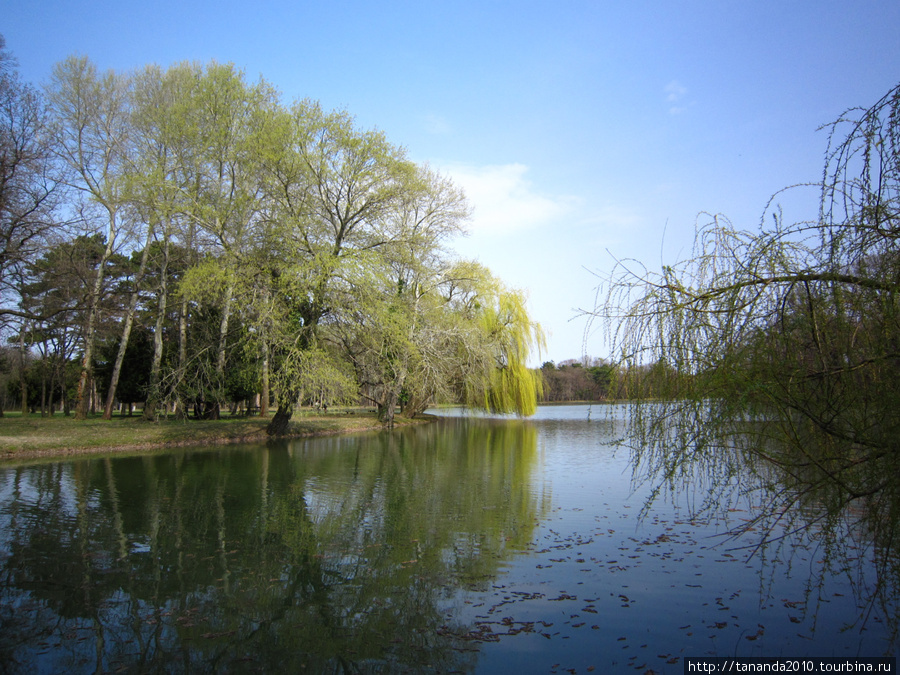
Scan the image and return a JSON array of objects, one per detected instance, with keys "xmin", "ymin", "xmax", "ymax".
[{"xmin": 0, "ymin": 38, "xmax": 548, "ymax": 431}]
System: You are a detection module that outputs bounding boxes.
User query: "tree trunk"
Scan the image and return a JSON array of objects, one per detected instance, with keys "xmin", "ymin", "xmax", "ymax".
[
  {"xmin": 75, "ymin": 218, "xmax": 116, "ymax": 420},
  {"xmin": 260, "ymin": 341, "xmax": 270, "ymax": 416},
  {"xmin": 216, "ymin": 281, "xmax": 234, "ymax": 372},
  {"xmin": 143, "ymin": 234, "xmax": 169, "ymax": 421},
  {"xmin": 208, "ymin": 279, "xmax": 235, "ymax": 421},
  {"xmin": 173, "ymin": 221, "xmax": 197, "ymax": 420},
  {"xmin": 266, "ymin": 402, "xmax": 293, "ymax": 436},
  {"xmin": 377, "ymin": 390, "xmax": 397, "ymax": 428},
  {"xmin": 173, "ymin": 294, "xmax": 189, "ymax": 419},
  {"xmin": 401, "ymin": 396, "xmax": 430, "ymax": 419},
  {"xmin": 48, "ymin": 354, "xmax": 59, "ymax": 417},
  {"xmin": 19, "ymin": 329, "xmax": 28, "ymax": 415},
  {"xmin": 40, "ymin": 371, "xmax": 47, "ymax": 418},
  {"xmin": 104, "ymin": 226, "xmax": 153, "ymax": 419}
]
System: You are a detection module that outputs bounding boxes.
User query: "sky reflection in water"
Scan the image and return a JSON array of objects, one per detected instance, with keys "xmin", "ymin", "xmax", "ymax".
[{"xmin": 0, "ymin": 404, "xmax": 896, "ymax": 673}]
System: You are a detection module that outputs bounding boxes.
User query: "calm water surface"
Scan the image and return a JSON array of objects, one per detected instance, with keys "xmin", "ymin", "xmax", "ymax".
[{"xmin": 0, "ymin": 405, "xmax": 896, "ymax": 673}]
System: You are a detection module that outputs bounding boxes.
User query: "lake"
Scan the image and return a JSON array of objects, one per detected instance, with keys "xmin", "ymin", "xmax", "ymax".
[{"xmin": 0, "ymin": 404, "xmax": 896, "ymax": 673}]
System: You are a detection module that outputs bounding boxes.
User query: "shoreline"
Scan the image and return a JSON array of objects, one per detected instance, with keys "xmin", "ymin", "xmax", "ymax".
[{"xmin": 0, "ymin": 411, "xmax": 436, "ymax": 463}]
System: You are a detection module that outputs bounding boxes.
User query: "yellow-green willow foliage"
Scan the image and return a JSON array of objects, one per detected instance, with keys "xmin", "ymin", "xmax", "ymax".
[
  {"xmin": 466, "ymin": 284, "xmax": 545, "ymax": 416},
  {"xmin": 22, "ymin": 51, "xmax": 546, "ymax": 427},
  {"xmin": 587, "ymin": 83, "xmax": 900, "ymax": 607}
]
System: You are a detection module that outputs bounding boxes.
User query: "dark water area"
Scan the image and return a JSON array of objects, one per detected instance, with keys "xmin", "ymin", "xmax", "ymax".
[{"xmin": 0, "ymin": 405, "xmax": 896, "ymax": 673}]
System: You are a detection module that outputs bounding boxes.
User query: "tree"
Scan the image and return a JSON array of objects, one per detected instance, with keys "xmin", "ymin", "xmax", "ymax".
[
  {"xmin": 326, "ymin": 165, "xmax": 473, "ymax": 425},
  {"xmin": 539, "ymin": 360, "xmax": 612, "ymax": 402},
  {"xmin": 19, "ymin": 233, "xmax": 125, "ymax": 415},
  {"xmin": 17, "ymin": 52, "xmax": 546, "ymax": 428},
  {"xmin": 257, "ymin": 101, "xmax": 424, "ymax": 433},
  {"xmin": 128, "ymin": 63, "xmax": 210, "ymax": 419},
  {"xmin": 0, "ymin": 35, "xmax": 63, "ymax": 329},
  {"xmin": 95, "ymin": 323, "xmax": 153, "ymax": 414},
  {"xmin": 121, "ymin": 61, "xmax": 278, "ymax": 419},
  {"xmin": 589, "ymin": 83, "xmax": 900, "ymax": 559},
  {"xmin": 460, "ymin": 275, "xmax": 545, "ymax": 416},
  {"xmin": 177, "ymin": 63, "xmax": 276, "ymax": 419},
  {"xmin": 394, "ymin": 260, "xmax": 546, "ymax": 419},
  {"xmin": 127, "ymin": 64, "xmax": 208, "ymax": 420},
  {"xmin": 46, "ymin": 56, "xmax": 134, "ymax": 419}
]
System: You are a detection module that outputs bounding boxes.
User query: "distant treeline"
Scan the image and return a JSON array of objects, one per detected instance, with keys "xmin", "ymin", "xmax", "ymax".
[{"xmin": 538, "ymin": 358, "xmax": 615, "ymax": 402}]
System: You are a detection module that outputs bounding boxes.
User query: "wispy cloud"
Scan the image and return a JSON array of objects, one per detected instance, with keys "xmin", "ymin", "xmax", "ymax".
[
  {"xmin": 664, "ymin": 80, "xmax": 689, "ymax": 115},
  {"xmin": 441, "ymin": 163, "xmax": 576, "ymax": 236}
]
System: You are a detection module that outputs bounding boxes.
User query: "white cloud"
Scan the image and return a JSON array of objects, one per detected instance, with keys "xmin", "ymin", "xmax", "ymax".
[
  {"xmin": 664, "ymin": 79, "xmax": 689, "ymax": 115},
  {"xmin": 432, "ymin": 161, "xmax": 646, "ymax": 363},
  {"xmin": 441, "ymin": 163, "xmax": 576, "ymax": 236},
  {"xmin": 665, "ymin": 80, "xmax": 687, "ymax": 102}
]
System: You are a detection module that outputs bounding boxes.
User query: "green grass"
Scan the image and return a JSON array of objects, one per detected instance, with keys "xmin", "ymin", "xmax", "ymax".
[{"xmin": 0, "ymin": 408, "xmax": 428, "ymax": 461}]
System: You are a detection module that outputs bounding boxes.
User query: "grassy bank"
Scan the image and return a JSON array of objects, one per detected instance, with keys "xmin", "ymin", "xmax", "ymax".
[{"xmin": 0, "ymin": 409, "xmax": 432, "ymax": 461}]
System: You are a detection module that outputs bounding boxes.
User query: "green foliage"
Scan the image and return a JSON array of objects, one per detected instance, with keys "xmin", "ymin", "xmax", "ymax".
[
  {"xmin": 468, "ymin": 281, "xmax": 545, "ymax": 416},
  {"xmin": 95, "ymin": 325, "xmax": 153, "ymax": 406},
  {"xmin": 6, "ymin": 360, "xmax": 43, "ymax": 411},
  {"xmin": 3, "ymin": 49, "xmax": 544, "ymax": 427},
  {"xmin": 590, "ymin": 82, "xmax": 900, "ymax": 577},
  {"xmin": 270, "ymin": 345, "xmax": 357, "ymax": 408},
  {"xmin": 177, "ymin": 258, "xmax": 234, "ymax": 306}
]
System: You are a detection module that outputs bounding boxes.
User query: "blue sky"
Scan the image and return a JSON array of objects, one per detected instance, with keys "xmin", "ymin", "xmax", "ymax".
[{"xmin": 5, "ymin": 1, "xmax": 900, "ymax": 364}]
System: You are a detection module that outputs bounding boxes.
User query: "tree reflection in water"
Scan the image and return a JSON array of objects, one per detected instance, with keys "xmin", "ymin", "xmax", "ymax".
[
  {"xmin": 0, "ymin": 418, "xmax": 547, "ymax": 673},
  {"xmin": 622, "ymin": 400, "xmax": 900, "ymax": 648},
  {"xmin": 2, "ymin": 407, "xmax": 899, "ymax": 673}
]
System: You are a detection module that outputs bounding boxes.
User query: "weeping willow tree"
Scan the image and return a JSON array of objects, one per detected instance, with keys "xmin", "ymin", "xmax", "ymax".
[
  {"xmin": 460, "ymin": 275, "xmax": 545, "ymax": 417},
  {"xmin": 589, "ymin": 83, "xmax": 900, "ymax": 634}
]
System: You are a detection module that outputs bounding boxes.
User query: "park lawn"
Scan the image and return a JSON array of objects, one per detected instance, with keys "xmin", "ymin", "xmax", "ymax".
[{"xmin": 0, "ymin": 409, "xmax": 430, "ymax": 461}]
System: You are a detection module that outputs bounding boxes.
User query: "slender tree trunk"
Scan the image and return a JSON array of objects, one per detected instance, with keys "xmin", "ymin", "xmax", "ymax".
[
  {"xmin": 174, "ymin": 223, "xmax": 194, "ymax": 420},
  {"xmin": 53, "ymin": 346, "xmax": 66, "ymax": 416},
  {"xmin": 216, "ymin": 280, "xmax": 234, "ymax": 374},
  {"xmin": 18, "ymin": 328, "xmax": 27, "ymax": 415},
  {"xmin": 75, "ymin": 216, "xmax": 116, "ymax": 420},
  {"xmin": 40, "ymin": 370, "xmax": 47, "ymax": 418},
  {"xmin": 103, "ymin": 225, "xmax": 154, "ymax": 419},
  {"xmin": 48, "ymin": 353, "xmax": 60, "ymax": 417},
  {"xmin": 174, "ymin": 294, "xmax": 189, "ymax": 419},
  {"xmin": 260, "ymin": 341, "xmax": 270, "ymax": 416},
  {"xmin": 210, "ymin": 279, "xmax": 235, "ymax": 420},
  {"xmin": 90, "ymin": 377, "xmax": 98, "ymax": 414},
  {"xmin": 143, "ymin": 235, "xmax": 169, "ymax": 421}
]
